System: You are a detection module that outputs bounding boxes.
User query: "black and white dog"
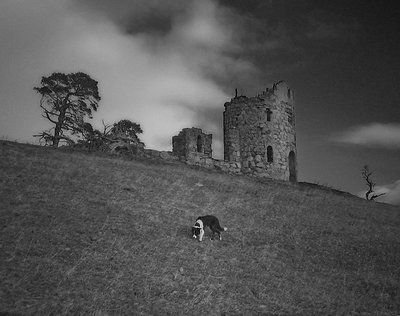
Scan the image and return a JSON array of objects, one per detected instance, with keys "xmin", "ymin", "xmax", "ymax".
[{"xmin": 192, "ymin": 215, "xmax": 227, "ymax": 242}]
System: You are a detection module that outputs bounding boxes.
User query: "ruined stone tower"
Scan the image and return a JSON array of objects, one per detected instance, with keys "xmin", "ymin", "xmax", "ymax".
[
  {"xmin": 172, "ymin": 128, "xmax": 212, "ymax": 160},
  {"xmin": 223, "ymin": 81, "xmax": 297, "ymax": 181}
]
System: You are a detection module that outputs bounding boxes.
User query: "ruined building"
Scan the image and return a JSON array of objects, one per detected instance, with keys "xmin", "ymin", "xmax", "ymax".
[
  {"xmin": 172, "ymin": 81, "xmax": 297, "ymax": 182},
  {"xmin": 172, "ymin": 128, "xmax": 212, "ymax": 160},
  {"xmin": 224, "ymin": 81, "xmax": 297, "ymax": 181}
]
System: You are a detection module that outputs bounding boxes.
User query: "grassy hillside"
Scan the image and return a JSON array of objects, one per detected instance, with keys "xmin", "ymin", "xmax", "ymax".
[{"xmin": 1, "ymin": 140, "xmax": 399, "ymax": 315}]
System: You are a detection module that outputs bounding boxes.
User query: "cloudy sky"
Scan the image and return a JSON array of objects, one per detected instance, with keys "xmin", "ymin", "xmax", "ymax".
[{"xmin": 1, "ymin": 0, "xmax": 399, "ymax": 204}]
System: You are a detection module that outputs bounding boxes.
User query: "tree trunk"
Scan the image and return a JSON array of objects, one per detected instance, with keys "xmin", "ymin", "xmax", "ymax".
[
  {"xmin": 53, "ymin": 109, "xmax": 66, "ymax": 148},
  {"xmin": 52, "ymin": 124, "xmax": 61, "ymax": 148}
]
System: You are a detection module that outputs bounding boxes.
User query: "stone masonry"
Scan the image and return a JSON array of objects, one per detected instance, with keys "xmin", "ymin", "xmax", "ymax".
[
  {"xmin": 223, "ymin": 81, "xmax": 297, "ymax": 181},
  {"xmin": 172, "ymin": 127, "xmax": 242, "ymax": 174}
]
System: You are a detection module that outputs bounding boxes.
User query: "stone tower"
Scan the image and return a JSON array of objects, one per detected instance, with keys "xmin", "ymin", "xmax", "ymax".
[
  {"xmin": 223, "ymin": 81, "xmax": 297, "ymax": 181},
  {"xmin": 172, "ymin": 127, "xmax": 212, "ymax": 160}
]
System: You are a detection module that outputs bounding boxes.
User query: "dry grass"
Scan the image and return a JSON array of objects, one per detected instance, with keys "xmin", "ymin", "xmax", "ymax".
[{"xmin": 1, "ymin": 140, "xmax": 399, "ymax": 315}]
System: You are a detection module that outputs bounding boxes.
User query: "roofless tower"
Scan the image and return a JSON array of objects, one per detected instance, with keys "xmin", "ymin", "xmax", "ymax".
[{"xmin": 223, "ymin": 81, "xmax": 297, "ymax": 181}]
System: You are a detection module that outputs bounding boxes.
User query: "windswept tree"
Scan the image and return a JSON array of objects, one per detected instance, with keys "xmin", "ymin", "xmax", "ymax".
[
  {"xmin": 78, "ymin": 120, "xmax": 112, "ymax": 152},
  {"xmin": 34, "ymin": 72, "xmax": 100, "ymax": 147},
  {"xmin": 77, "ymin": 119, "xmax": 145, "ymax": 153},
  {"xmin": 110, "ymin": 119, "xmax": 143, "ymax": 142},
  {"xmin": 108, "ymin": 119, "xmax": 145, "ymax": 153},
  {"xmin": 361, "ymin": 165, "xmax": 386, "ymax": 201}
]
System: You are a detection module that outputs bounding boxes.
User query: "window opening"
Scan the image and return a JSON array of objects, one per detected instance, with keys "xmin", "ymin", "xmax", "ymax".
[
  {"xmin": 266, "ymin": 109, "xmax": 272, "ymax": 122},
  {"xmin": 267, "ymin": 146, "xmax": 273, "ymax": 162},
  {"xmin": 197, "ymin": 135, "xmax": 203, "ymax": 153}
]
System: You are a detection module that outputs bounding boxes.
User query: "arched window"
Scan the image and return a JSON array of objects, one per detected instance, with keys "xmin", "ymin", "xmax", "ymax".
[
  {"xmin": 197, "ymin": 135, "xmax": 203, "ymax": 153},
  {"xmin": 267, "ymin": 146, "xmax": 273, "ymax": 163},
  {"xmin": 266, "ymin": 109, "xmax": 272, "ymax": 122}
]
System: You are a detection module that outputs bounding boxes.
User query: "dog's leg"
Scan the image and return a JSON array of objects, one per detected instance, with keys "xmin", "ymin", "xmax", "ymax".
[
  {"xmin": 199, "ymin": 229, "xmax": 204, "ymax": 242},
  {"xmin": 210, "ymin": 225, "xmax": 216, "ymax": 240}
]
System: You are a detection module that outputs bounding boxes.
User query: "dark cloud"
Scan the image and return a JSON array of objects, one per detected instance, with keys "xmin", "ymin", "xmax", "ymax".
[
  {"xmin": 87, "ymin": 0, "xmax": 188, "ymax": 36},
  {"xmin": 212, "ymin": 0, "xmax": 366, "ymax": 82}
]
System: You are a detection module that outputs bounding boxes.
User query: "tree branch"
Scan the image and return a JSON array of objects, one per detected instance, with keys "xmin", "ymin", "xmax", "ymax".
[{"xmin": 369, "ymin": 193, "xmax": 386, "ymax": 200}]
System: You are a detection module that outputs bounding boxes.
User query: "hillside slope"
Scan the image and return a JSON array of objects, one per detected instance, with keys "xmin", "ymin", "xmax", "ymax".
[{"xmin": 1, "ymin": 141, "xmax": 399, "ymax": 315}]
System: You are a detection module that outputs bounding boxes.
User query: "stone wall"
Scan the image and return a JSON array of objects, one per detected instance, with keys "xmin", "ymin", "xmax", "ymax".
[
  {"xmin": 185, "ymin": 152, "xmax": 241, "ymax": 174},
  {"xmin": 129, "ymin": 128, "xmax": 241, "ymax": 175},
  {"xmin": 223, "ymin": 81, "xmax": 297, "ymax": 181},
  {"xmin": 170, "ymin": 127, "xmax": 241, "ymax": 174},
  {"xmin": 134, "ymin": 146, "xmax": 242, "ymax": 175},
  {"xmin": 140, "ymin": 148, "xmax": 178, "ymax": 161}
]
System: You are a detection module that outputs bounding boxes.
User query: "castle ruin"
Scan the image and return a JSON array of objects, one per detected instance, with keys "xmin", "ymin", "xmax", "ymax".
[
  {"xmin": 172, "ymin": 128, "xmax": 212, "ymax": 160},
  {"xmin": 165, "ymin": 81, "xmax": 297, "ymax": 182}
]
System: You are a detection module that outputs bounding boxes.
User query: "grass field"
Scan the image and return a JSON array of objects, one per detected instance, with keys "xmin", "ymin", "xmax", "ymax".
[{"xmin": 1, "ymin": 140, "xmax": 399, "ymax": 315}]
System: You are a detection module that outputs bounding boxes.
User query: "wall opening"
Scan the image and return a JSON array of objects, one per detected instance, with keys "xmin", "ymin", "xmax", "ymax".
[
  {"xmin": 266, "ymin": 109, "xmax": 272, "ymax": 121},
  {"xmin": 289, "ymin": 151, "xmax": 296, "ymax": 182},
  {"xmin": 197, "ymin": 135, "xmax": 203, "ymax": 153},
  {"xmin": 267, "ymin": 146, "xmax": 273, "ymax": 163},
  {"xmin": 286, "ymin": 108, "xmax": 293, "ymax": 125}
]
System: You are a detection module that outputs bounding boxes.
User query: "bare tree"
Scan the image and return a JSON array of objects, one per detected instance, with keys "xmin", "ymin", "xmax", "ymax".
[{"xmin": 361, "ymin": 165, "xmax": 385, "ymax": 200}]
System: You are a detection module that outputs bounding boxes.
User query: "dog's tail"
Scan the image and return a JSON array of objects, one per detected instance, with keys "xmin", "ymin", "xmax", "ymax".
[{"xmin": 217, "ymin": 224, "xmax": 227, "ymax": 232}]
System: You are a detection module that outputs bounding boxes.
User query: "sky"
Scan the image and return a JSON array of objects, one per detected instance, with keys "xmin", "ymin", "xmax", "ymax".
[{"xmin": 1, "ymin": 0, "xmax": 399, "ymax": 205}]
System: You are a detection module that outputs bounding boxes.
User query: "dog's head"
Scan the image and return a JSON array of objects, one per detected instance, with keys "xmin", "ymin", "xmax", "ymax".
[
  {"xmin": 191, "ymin": 226, "xmax": 201, "ymax": 238},
  {"xmin": 192, "ymin": 219, "xmax": 204, "ymax": 241}
]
